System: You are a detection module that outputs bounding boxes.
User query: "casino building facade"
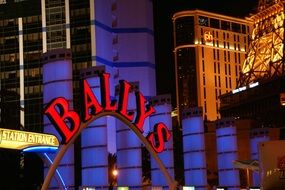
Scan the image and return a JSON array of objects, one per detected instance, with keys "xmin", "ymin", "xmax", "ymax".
[
  {"xmin": 0, "ymin": 0, "xmax": 156, "ymax": 189},
  {"xmin": 172, "ymin": 10, "xmax": 252, "ymax": 121}
]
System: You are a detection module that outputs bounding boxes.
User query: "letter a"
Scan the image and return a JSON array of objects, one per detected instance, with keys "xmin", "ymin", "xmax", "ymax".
[
  {"xmin": 44, "ymin": 97, "xmax": 80, "ymax": 144},
  {"xmin": 83, "ymin": 79, "xmax": 103, "ymax": 121}
]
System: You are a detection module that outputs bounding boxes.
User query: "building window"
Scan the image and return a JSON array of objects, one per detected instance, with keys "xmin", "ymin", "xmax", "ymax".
[
  {"xmin": 202, "ymin": 60, "xmax": 205, "ymax": 72},
  {"xmin": 227, "ymin": 51, "xmax": 230, "ymax": 62},
  {"xmin": 210, "ymin": 18, "xmax": 220, "ymax": 29},
  {"xmin": 242, "ymin": 25, "xmax": 246, "ymax": 34},
  {"xmin": 213, "ymin": 49, "xmax": 216, "ymax": 60},
  {"xmin": 202, "ymin": 47, "xmax": 204, "ymax": 58},
  {"xmin": 232, "ymin": 23, "xmax": 241, "ymax": 33},
  {"xmin": 228, "ymin": 64, "xmax": 231, "ymax": 75},
  {"xmin": 221, "ymin": 21, "xmax": 231, "ymax": 31},
  {"xmin": 218, "ymin": 62, "xmax": 220, "ymax": 74},
  {"xmin": 199, "ymin": 16, "xmax": 209, "ymax": 26},
  {"xmin": 217, "ymin": 50, "xmax": 220, "ymax": 60},
  {"xmin": 225, "ymin": 64, "xmax": 227, "ymax": 75},
  {"xmin": 214, "ymin": 62, "xmax": 216, "ymax": 73}
]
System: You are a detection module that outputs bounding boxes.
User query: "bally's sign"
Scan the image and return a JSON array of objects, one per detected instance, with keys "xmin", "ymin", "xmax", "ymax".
[{"xmin": 44, "ymin": 72, "xmax": 171, "ymax": 153}]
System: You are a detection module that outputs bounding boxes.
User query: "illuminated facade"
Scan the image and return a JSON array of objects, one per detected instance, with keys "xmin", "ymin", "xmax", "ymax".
[
  {"xmin": 172, "ymin": 10, "xmax": 252, "ymax": 121},
  {"xmin": 220, "ymin": 0, "xmax": 285, "ymax": 129},
  {"xmin": 239, "ymin": 0, "xmax": 285, "ymax": 86},
  {"xmin": 0, "ymin": 0, "xmax": 155, "ymax": 189},
  {"xmin": 0, "ymin": 0, "xmax": 155, "ymax": 131}
]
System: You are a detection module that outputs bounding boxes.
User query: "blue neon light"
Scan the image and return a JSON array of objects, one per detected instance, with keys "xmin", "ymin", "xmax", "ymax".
[
  {"xmin": 44, "ymin": 153, "xmax": 67, "ymax": 190},
  {"xmin": 91, "ymin": 20, "xmax": 154, "ymax": 35},
  {"xmin": 22, "ymin": 146, "xmax": 58, "ymax": 153},
  {"xmin": 94, "ymin": 56, "xmax": 155, "ymax": 69}
]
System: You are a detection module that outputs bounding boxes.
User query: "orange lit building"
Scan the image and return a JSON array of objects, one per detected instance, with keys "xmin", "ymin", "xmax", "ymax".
[{"xmin": 172, "ymin": 10, "xmax": 253, "ymax": 121}]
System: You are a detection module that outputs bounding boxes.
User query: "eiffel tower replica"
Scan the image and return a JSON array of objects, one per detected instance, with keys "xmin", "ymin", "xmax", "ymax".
[
  {"xmin": 239, "ymin": 0, "xmax": 285, "ymax": 86},
  {"xmin": 220, "ymin": 0, "xmax": 285, "ymax": 128}
]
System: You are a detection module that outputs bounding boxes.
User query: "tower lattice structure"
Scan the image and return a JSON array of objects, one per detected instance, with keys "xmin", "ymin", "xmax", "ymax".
[{"xmin": 238, "ymin": 0, "xmax": 285, "ymax": 86}]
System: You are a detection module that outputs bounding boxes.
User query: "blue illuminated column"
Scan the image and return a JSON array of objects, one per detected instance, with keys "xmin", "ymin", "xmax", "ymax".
[
  {"xmin": 42, "ymin": 49, "xmax": 74, "ymax": 189},
  {"xmin": 116, "ymin": 82, "xmax": 143, "ymax": 189},
  {"xmin": 149, "ymin": 94, "xmax": 174, "ymax": 189},
  {"xmin": 80, "ymin": 66, "xmax": 110, "ymax": 189},
  {"xmin": 182, "ymin": 107, "xmax": 207, "ymax": 190},
  {"xmin": 215, "ymin": 118, "xmax": 240, "ymax": 190},
  {"xmin": 250, "ymin": 128, "xmax": 269, "ymax": 187}
]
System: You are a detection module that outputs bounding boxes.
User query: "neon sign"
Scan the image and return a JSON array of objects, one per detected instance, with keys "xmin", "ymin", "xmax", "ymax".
[
  {"xmin": 0, "ymin": 128, "xmax": 59, "ymax": 150},
  {"xmin": 44, "ymin": 72, "xmax": 171, "ymax": 153},
  {"xmin": 204, "ymin": 31, "xmax": 213, "ymax": 42}
]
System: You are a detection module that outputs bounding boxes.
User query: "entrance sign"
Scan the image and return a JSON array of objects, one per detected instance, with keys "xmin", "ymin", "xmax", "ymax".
[
  {"xmin": 44, "ymin": 73, "xmax": 170, "ymax": 153},
  {"xmin": 42, "ymin": 72, "xmax": 177, "ymax": 190},
  {"xmin": 0, "ymin": 128, "xmax": 59, "ymax": 150}
]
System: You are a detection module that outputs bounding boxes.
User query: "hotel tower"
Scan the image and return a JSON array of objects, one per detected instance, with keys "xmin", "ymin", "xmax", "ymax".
[{"xmin": 173, "ymin": 10, "xmax": 252, "ymax": 122}]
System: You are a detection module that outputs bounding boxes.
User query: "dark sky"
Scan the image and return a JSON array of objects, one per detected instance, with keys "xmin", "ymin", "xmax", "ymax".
[{"xmin": 153, "ymin": 0, "xmax": 259, "ymax": 101}]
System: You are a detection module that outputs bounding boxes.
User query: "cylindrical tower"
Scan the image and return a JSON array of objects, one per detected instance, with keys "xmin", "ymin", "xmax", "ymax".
[
  {"xmin": 79, "ymin": 66, "xmax": 109, "ymax": 189},
  {"xmin": 215, "ymin": 118, "xmax": 240, "ymax": 190},
  {"xmin": 149, "ymin": 94, "xmax": 174, "ymax": 189},
  {"xmin": 182, "ymin": 107, "xmax": 207, "ymax": 190},
  {"xmin": 42, "ymin": 49, "xmax": 74, "ymax": 189},
  {"xmin": 250, "ymin": 128, "xmax": 269, "ymax": 187},
  {"xmin": 116, "ymin": 82, "xmax": 143, "ymax": 189}
]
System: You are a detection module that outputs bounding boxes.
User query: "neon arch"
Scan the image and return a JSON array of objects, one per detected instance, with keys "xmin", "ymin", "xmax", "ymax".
[
  {"xmin": 42, "ymin": 111, "xmax": 177, "ymax": 190},
  {"xmin": 41, "ymin": 73, "xmax": 178, "ymax": 190}
]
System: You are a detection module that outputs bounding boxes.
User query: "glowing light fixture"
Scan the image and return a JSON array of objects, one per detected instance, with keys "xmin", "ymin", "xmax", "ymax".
[
  {"xmin": 249, "ymin": 82, "xmax": 259, "ymax": 88},
  {"xmin": 112, "ymin": 169, "xmax": 118, "ymax": 177},
  {"xmin": 117, "ymin": 187, "xmax": 129, "ymax": 190},
  {"xmin": 22, "ymin": 146, "xmax": 58, "ymax": 153},
  {"xmin": 183, "ymin": 186, "xmax": 195, "ymax": 190},
  {"xmin": 232, "ymin": 86, "xmax": 247, "ymax": 94}
]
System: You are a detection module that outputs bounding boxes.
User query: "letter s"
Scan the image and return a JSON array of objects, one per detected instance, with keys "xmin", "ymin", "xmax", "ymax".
[{"xmin": 147, "ymin": 123, "xmax": 171, "ymax": 153}]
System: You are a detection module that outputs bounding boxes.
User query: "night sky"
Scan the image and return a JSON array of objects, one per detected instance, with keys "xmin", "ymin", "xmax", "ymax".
[{"xmin": 153, "ymin": 0, "xmax": 259, "ymax": 103}]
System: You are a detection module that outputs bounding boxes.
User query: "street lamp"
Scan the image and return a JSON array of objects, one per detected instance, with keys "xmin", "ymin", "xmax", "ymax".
[{"xmin": 112, "ymin": 169, "xmax": 118, "ymax": 177}]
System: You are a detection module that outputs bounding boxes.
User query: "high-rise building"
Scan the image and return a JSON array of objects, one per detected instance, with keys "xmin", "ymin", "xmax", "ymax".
[
  {"xmin": 172, "ymin": 10, "xmax": 252, "ymax": 122},
  {"xmin": 0, "ymin": 0, "xmax": 156, "ymax": 189},
  {"xmin": 0, "ymin": 0, "xmax": 155, "ymax": 136}
]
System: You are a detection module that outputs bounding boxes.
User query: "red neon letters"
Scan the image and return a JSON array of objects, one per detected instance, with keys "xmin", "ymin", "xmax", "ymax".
[
  {"xmin": 44, "ymin": 97, "xmax": 81, "ymax": 144},
  {"xmin": 44, "ymin": 72, "xmax": 171, "ymax": 153},
  {"xmin": 147, "ymin": 123, "xmax": 171, "ymax": 153}
]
